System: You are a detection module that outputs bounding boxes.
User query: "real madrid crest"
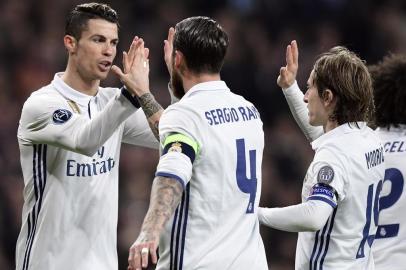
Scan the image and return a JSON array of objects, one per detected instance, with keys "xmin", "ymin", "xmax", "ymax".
[
  {"xmin": 317, "ymin": 165, "xmax": 334, "ymax": 184},
  {"xmin": 168, "ymin": 142, "xmax": 182, "ymax": 153}
]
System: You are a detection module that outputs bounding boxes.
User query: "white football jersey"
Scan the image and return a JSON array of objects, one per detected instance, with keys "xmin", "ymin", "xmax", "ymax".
[
  {"xmin": 373, "ymin": 126, "xmax": 406, "ymax": 270},
  {"xmin": 296, "ymin": 123, "xmax": 385, "ymax": 270},
  {"xmin": 15, "ymin": 73, "xmax": 158, "ymax": 270},
  {"xmin": 155, "ymin": 81, "xmax": 268, "ymax": 269}
]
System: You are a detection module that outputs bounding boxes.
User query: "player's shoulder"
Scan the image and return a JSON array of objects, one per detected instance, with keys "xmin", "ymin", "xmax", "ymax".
[
  {"xmin": 22, "ymin": 84, "xmax": 72, "ymax": 121},
  {"xmin": 160, "ymin": 100, "xmax": 204, "ymax": 135},
  {"xmin": 24, "ymin": 84, "xmax": 64, "ymax": 109}
]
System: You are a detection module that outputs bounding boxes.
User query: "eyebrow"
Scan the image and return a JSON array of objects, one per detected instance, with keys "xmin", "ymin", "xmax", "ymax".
[{"xmin": 90, "ymin": 34, "xmax": 119, "ymax": 41}]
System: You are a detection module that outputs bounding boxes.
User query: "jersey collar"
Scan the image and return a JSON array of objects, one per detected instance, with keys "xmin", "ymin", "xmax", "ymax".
[
  {"xmin": 183, "ymin": 80, "xmax": 230, "ymax": 99},
  {"xmin": 52, "ymin": 72, "xmax": 94, "ymax": 106},
  {"xmin": 311, "ymin": 122, "xmax": 367, "ymax": 150}
]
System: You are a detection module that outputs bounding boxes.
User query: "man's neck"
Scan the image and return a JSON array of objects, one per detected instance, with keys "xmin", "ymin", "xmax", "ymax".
[
  {"xmin": 62, "ymin": 65, "xmax": 100, "ymax": 96},
  {"xmin": 323, "ymin": 120, "xmax": 339, "ymax": 133},
  {"xmin": 183, "ymin": 73, "xmax": 221, "ymax": 93}
]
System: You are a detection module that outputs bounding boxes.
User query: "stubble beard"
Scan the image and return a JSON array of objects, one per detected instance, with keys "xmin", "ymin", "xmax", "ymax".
[{"xmin": 171, "ymin": 68, "xmax": 185, "ymax": 99}]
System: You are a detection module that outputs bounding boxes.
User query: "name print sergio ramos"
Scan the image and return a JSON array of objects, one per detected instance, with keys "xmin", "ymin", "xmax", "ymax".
[{"xmin": 205, "ymin": 105, "xmax": 260, "ymax": 126}]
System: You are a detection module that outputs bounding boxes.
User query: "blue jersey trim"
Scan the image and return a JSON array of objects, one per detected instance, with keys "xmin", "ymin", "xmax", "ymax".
[
  {"xmin": 179, "ymin": 184, "xmax": 190, "ymax": 270},
  {"xmin": 169, "ymin": 207, "xmax": 179, "ymax": 270},
  {"xmin": 309, "ymin": 206, "xmax": 337, "ymax": 270},
  {"xmin": 169, "ymin": 183, "xmax": 190, "ymax": 270},
  {"xmin": 308, "ymin": 196, "xmax": 337, "ymax": 208},
  {"xmin": 22, "ymin": 144, "xmax": 47, "ymax": 270},
  {"xmin": 319, "ymin": 208, "xmax": 337, "ymax": 268},
  {"xmin": 155, "ymin": 172, "xmax": 186, "ymax": 189}
]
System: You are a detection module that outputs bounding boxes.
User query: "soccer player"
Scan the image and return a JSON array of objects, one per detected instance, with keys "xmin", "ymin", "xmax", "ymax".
[
  {"xmin": 259, "ymin": 41, "xmax": 385, "ymax": 269},
  {"xmin": 127, "ymin": 16, "xmax": 268, "ymax": 270},
  {"xmin": 15, "ymin": 3, "xmax": 163, "ymax": 270},
  {"xmin": 368, "ymin": 54, "xmax": 406, "ymax": 270}
]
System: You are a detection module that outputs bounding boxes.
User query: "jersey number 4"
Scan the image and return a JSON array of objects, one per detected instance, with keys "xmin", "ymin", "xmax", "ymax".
[{"xmin": 236, "ymin": 138, "xmax": 257, "ymax": 214}]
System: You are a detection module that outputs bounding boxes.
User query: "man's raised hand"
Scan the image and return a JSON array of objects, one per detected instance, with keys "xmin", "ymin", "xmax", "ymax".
[{"xmin": 277, "ymin": 40, "xmax": 299, "ymax": 89}]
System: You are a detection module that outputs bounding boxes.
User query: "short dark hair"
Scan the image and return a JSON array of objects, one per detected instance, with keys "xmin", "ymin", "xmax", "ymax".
[
  {"xmin": 65, "ymin": 3, "xmax": 119, "ymax": 40},
  {"xmin": 312, "ymin": 46, "xmax": 374, "ymax": 125},
  {"xmin": 369, "ymin": 54, "xmax": 406, "ymax": 128},
  {"xmin": 174, "ymin": 16, "xmax": 229, "ymax": 74}
]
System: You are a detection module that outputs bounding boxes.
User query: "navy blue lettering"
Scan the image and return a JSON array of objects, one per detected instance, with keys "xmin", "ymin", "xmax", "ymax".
[
  {"xmin": 398, "ymin": 141, "xmax": 405, "ymax": 152},
  {"xmin": 204, "ymin": 105, "xmax": 259, "ymax": 126},
  {"xmin": 100, "ymin": 161, "xmax": 107, "ymax": 174},
  {"xmin": 67, "ymin": 160, "xmax": 75, "ymax": 176},
  {"xmin": 107, "ymin": 158, "xmax": 115, "ymax": 170},
  {"xmin": 210, "ymin": 110, "xmax": 219, "ymax": 125},
  {"xmin": 92, "ymin": 159, "xmax": 100, "ymax": 175},
  {"xmin": 216, "ymin": 109, "xmax": 225, "ymax": 124},
  {"xmin": 97, "ymin": 147, "xmax": 105, "ymax": 158},
  {"xmin": 77, "ymin": 163, "xmax": 92, "ymax": 177},
  {"xmin": 365, "ymin": 147, "xmax": 384, "ymax": 169},
  {"xmin": 205, "ymin": 111, "xmax": 213, "ymax": 125},
  {"xmin": 223, "ymin": 108, "xmax": 231, "ymax": 122},
  {"xmin": 246, "ymin": 106, "xmax": 256, "ymax": 120},
  {"xmin": 384, "ymin": 142, "xmax": 391, "ymax": 152},
  {"xmin": 251, "ymin": 106, "xmax": 260, "ymax": 118},
  {"xmin": 66, "ymin": 157, "xmax": 115, "ymax": 177},
  {"xmin": 238, "ymin": 107, "xmax": 248, "ymax": 121},
  {"xmin": 390, "ymin": 141, "xmax": 399, "ymax": 153},
  {"xmin": 231, "ymin": 108, "xmax": 239, "ymax": 121}
]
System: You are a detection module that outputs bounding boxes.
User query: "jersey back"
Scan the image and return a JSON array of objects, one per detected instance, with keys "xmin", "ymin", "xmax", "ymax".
[
  {"xmin": 157, "ymin": 82, "xmax": 268, "ymax": 270},
  {"xmin": 373, "ymin": 127, "xmax": 406, "ymax": 270}
]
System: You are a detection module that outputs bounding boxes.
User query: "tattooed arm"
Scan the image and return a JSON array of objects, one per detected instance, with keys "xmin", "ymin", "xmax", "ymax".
[
  {"xmin": 111, "ymin": 37, "xmax": 163, "ymax": 140},
  {"xmin": 128, "ymin": 176, "xmax": 184, "ymax": 270},
  {"xmin": 137, "ymin": 93, "xmax": 163, "ymax": 140}
]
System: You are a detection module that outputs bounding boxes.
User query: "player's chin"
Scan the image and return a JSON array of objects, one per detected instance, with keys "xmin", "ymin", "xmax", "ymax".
[
  {"xmin": 308, "ymin": 116, "xmax": 318, "ymax": 127},
  {"xmin": 95, "ymin": 70, "xmax": 110, "ymax": 80}
]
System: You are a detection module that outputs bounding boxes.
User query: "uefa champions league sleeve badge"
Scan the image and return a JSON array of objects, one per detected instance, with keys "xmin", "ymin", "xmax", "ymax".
[
  {"xmin": 317, "ymin": 165, "xmax": 335, "ymax": 184},
  {"xmin": 52, "ymin": 109, "xmax": 73, "ymax": 124}
]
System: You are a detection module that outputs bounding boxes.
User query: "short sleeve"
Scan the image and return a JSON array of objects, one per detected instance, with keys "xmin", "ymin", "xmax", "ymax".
[
  {"xmin": 155, "ymin": 104, "xmax": 202, "ymax": 188},
  {"xmin": 158, "ymin": 104, "xmax": 202, "ymax": 146}
]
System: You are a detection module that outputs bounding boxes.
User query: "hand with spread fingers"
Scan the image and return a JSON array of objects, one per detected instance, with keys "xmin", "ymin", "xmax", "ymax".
[
  {"xmin": 111, "ymin": 37, "xmax": 150, "ymax": 97},
  {"xmin": 277, "ymin": 40, "xmax": 299, "ymax": 89},
  {"xmin": 127, "ymin": 232, "xmax": 159, "ymax": 270}
]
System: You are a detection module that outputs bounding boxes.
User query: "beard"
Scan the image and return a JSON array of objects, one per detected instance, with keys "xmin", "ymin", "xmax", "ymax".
[{"xmin": 171, "ymin": 68, "xmax": 185, "ymax": 99}]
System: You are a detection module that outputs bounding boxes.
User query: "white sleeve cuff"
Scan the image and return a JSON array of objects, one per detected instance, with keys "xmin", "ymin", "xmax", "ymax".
[{"xmin": 156, "ymin": 151, "xmax": 193, "ymax": 188}]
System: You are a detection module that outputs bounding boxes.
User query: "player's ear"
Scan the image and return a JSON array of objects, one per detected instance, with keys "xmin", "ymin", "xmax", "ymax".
[
  {"xmin": 174, "ymin": 50, "xmax": 182, "ymax": 68},
  {"xmin": 64, "ymin": 35, "xmax": 78, "ymax": 54},
  {"xmin": 174, "ymin": 50, "xmax": 188, "ymax": 75},
  {"xmin": 323, "ymin": 89, "xmax": 335, "ymax": 107}
]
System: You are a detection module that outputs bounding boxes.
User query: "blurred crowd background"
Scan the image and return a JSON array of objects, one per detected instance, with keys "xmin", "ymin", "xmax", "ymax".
[{"xmin": 0, "ymin": 0, "xmax": 405, "ymax": 269}]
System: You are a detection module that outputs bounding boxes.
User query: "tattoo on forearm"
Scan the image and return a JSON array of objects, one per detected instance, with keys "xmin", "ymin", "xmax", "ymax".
[
  {"xmin": 141, "ymin": 176, "xmax": 184, "ymax": 236},
  {"xmin": 150, "ymin": 121, "xmax": 160, "ymax": 140},
  {"xmin": 137, "ymin": 93, "xmax": 163, "ymax": 118},
  {"xmin": 138, "ymin": 93, "xmax": 163, "ymax": 140}
]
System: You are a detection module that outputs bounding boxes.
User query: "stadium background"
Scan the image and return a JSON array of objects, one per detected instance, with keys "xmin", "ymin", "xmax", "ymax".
[{"xmin": 0, "ymin": 0, "xmax": 405, "ymax": 269}]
